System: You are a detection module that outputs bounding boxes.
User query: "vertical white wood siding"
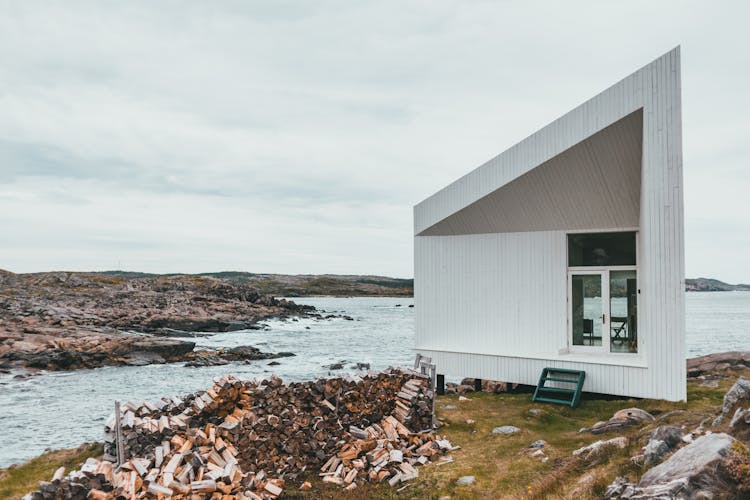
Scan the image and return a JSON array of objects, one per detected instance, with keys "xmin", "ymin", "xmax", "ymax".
[{"xmin": 414, "ymin": 48, "xmax": 685, "ymax": 401}]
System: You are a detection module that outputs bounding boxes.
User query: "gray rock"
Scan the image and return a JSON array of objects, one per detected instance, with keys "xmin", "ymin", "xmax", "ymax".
[
  {"xmin": 440, "ymin": 404, "xmax": 458, "ymax": 410},
  {"xmin": 226, "ymin": 345, "xmax": 267, "ymax": 359},
  {"xmin": 123, "ymin": 352, "xmax": 166, "ymax": 366},
  {"xmin": 529, "ymin": 439, "xmax": 546, "ymax": 448},
  {"xmin": 583, "ymin": 407, "xmax": 655, "ymax": 434},
  {"xmin": 612, "ymin": 479, "xmax": 689, "ymax": 499},
  {"xmin": 607, "ymin": 432, "xmax": 739, "ymax": 500},
  {"xmin": 713, "ymin": 376, "xmax": 750, "ymax": 425},
  {"xmin": 455, "ymin": 475, "xmax": 475, "ymax": 486},
  {"xmin": 687, "ymin": 352, "xmax": 750, "ymax": 377},
  {"xmin": 573, "ymin": 437, "xmax": 627, "ymax": 460},
  {"xmin": 604, "ymin": 476, "xmax": 635, "ymax": 498},
  {"xmin": 527, "ymin": 408, "xmax": 542, "ymax": 416},
  {"xmin": 700, "ymin": 379, "xmax": 720, "ymax": 388},
  {"xmin": 650, "ymin": 425, "xmax": 684, "ymax": 449},
  {"xmin": 492, "ymin": 425, "xmax": 520, "ymax": 435},
  {"xmin": 730, "ymin": 407, "xmax": 750, "ymax": 427},
  {"xmin": 637, "ymin": 433, "xmax": 736, "ymax": 496},
  {"xmin": 642, "ymin": 439, "xmax": 670, "ymax": 467},
  {"xmin": 642, "ymin": 425, "xmax": 684, "ymax": 466}
]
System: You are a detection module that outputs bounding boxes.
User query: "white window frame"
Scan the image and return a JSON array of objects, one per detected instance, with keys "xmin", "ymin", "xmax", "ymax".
[{"xmin": 566, "ymin": 230, "xmax": 639, "ymax": 355}]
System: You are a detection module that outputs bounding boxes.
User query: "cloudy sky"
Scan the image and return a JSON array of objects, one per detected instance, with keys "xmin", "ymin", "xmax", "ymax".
[{"xmin": 1, "ymin": 1, "xmax": 749, "ymax": 281}]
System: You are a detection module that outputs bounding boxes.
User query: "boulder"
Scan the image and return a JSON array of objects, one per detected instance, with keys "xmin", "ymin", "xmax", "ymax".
[
  {"xmin": 713, "ymin": 376, "xmax": 750, "ymax": 425},
  {"xmin": 123, "ymin": 352, "xmax": 166, "ymax": 366},
  {"xmin": 458, "ymin": 378, "xmax": 507, "ymax": 393},
  {"xmin": 573, "ymin": 437, "xmax": 627, "ymax": 461},
  {"xmin": 650, "ymin": 425, "xmax": 684, "ymax": 448},
  {"xmin": 604, "ymin": 476, "xmax": 688, "ymax": 499},
  {"xmin": 605, "ymin": 433, "xmax": 741, "ymax": 498},
  {"xmin": 635, "ymin": 433, "xmax": 736, "ymax": 498},
  {"xmin": 730, "ymin": 408, "xmax": 750, "ymax": 427},
  {"xmin": 729, "ymin": 407, "xmax": 750, "ymax": 441},
  {"xmin": 699, "ymin": 379, "xmax": 720, "ymax": 388},
  {"xmin": 638, "ymin": 433, "xmax": 735, "ymax": 490},
  {"xmin": 455, "ymin": 476, "xmax": 475, "ymax": 486},
  {"xmin": 484, "ymin": 380, "xmax": 507, "ymax": 393},
  {"xmin": 491, "ymin": 426, "xmax": 521, "ymax": 435},
  {"xmin": 643, "ymin": 426, "xmax": 684, "ymax": 466},
  {"xmin": 582, "ymin": 408, "xmax": 655, "ymax": 434},
  {"xmin": 129, "ymin": 338, "xmax": 196, "ymax": 360}
]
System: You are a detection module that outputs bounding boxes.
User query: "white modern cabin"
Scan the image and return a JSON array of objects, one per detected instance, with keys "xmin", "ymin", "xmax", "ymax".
[{"xmin": 414, "ymin": 48, "xmax": 685, "ymax": 401}]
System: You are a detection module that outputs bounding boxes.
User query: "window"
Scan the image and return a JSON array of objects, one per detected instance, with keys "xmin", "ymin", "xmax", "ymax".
[
  {"xmin": 568, "ymin": 232, "xmax": 638, "ymax": 354},
  {"xmin": 568, "ymin": 232, "xmax": 636, "ymax": 267}
]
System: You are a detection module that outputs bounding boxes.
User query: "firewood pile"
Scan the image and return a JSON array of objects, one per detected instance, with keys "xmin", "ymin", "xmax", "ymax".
[
  {"xmin": 25, "ymin": 368, "xmax": 454, "ymax": 499},
  {"xmin": 321, "ymin": 415, "xmax": 458, "ymax": 490}
]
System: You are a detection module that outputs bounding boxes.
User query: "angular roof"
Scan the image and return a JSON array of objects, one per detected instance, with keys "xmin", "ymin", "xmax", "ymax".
[{"xmin": 414, "ymin": 48, "xmax": 680, "ymax": 236}]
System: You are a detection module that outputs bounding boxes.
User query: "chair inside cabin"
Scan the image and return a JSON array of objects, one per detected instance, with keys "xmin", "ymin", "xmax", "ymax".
[{"xmin": 581, "ymin": 318, "xmax": 601, "ymax": 345}]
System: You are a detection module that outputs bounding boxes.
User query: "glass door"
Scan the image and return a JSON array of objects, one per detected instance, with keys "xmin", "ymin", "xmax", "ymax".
[
  {"xmin": 569, "ymin": 271, "xmax": 608, "ymax": 350},
  {"xmin": 609, "ymin": 270, "xmax": 637, "ymax": 353}
]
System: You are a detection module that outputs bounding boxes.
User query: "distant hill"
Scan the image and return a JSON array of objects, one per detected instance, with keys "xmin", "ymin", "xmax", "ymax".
[
  {"xmin": 98, "ymin": 271, "xmax": 414, "ymax": 297},
  {"xmin": 685, "ymin": 278, "xmax": 750, "ymax": 292},
  {"xmin": 11, "ymin": 269, "xmax": 747, "ymax": 295}
]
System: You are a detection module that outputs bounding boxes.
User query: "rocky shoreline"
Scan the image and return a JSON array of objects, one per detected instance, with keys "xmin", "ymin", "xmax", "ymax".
[{"xmin": 0, "ymin": 270, "xmax": 313, "ymax": 374}]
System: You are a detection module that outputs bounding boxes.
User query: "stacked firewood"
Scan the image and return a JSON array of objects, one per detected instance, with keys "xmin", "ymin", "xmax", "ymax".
[
  {"xmin": 319, "ymin": 377, "xmax": 456, "ymax": 490},
  {"xmin": 103, "ymin": 378, "xmax": 245, "ymax": 462},
  {"xmin": 320, "ymin": 416, "xmax": 457, "ymax": 490},
  {"xmin": 26, "ymin": 369, "xmax": 446, "ymax": 499}
]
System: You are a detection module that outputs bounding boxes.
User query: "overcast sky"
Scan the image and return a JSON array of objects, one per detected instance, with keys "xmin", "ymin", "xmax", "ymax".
[{"xmin": 1, "ymin": 1, "xmax": 749, "ymax": 281}]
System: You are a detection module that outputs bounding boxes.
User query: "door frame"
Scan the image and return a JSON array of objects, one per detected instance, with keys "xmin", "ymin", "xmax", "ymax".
[
  {"xmin": 567, "ymin": 266, "xmax": 639, "ymax": 353},
  {"xmin": 567, "ymin": 269, "xmax": 609, "ymax": 353},
  {"xmin": 565, "ymin": 229, "xmax": 640, "ymax": 355}
]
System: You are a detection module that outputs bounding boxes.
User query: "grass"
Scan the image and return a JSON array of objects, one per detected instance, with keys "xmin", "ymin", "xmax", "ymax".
[
  {"xmin": 297, "ymin": 371, "xmax": 735, "ymax": 499},
  {"xmin": 0, "ymin": 372, "xmax": 738, "ymax": 499},
  {"xmin": 0, "ymin": 443, "xmax": 103, "ymax": 500}
]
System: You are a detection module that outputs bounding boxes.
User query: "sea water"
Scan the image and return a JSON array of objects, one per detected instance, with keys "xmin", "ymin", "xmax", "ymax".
[{"xmin": 1, "ymin": 293, "xmax": 748, "ymax": 467}]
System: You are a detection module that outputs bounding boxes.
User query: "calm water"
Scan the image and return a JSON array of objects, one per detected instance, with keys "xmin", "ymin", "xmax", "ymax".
[{"xmin": 1, "ymin": 293, "xmax": 749, "ymax": 467}]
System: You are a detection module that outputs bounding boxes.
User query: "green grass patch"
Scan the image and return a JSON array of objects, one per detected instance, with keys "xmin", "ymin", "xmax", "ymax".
[{"xmin": 0, "ymin": 443, "xmax": 103, "ymax": 500}]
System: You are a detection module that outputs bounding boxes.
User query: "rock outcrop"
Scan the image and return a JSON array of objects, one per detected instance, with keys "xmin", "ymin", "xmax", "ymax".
[
  {"xmin": 573, "ymin": 436, "xmax": 628, "ymax": 461},
  {"xmin": 581, "ymin": 408, "xmax": 655, "ymax": 435},
  {"xmin": 0, "ymin": 271, "xmax": 311, "ymax": 372},
  {"xmin": 688, "ymin": 352, "xmax": 750, "ymax": 377},
  {"xmin": 606, "ymin": 433, "xmax": 743, "ymax": 499},
  {"xmin": 642, "ymin": 426, "xmax": 683, "ymax": 466},
  {"xmin": 713, "ymin": 376, "xmax": 750, "ymax": 425}
]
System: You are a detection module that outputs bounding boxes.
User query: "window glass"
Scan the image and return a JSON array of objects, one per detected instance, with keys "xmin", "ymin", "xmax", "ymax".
[
  {"xmin": 571, "ymin": 274, "xmax": 603, "ymax": 346},
  {"xmin": 610, "ymin": 270, "xmax": 638, "ymax": 353},
  {"xmin": 568, "ymin": 232, "xmax": 636, "ymax": 267}
]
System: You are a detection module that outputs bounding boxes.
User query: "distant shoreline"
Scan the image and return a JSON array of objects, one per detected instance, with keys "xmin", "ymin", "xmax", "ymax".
[
  {"xmin": 3, "ymin": 270, "xmax": 749, "ymax": 295},
  {"xmin": 685, "ymin": 277, "xmax": 750, "ymax": 292}
]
